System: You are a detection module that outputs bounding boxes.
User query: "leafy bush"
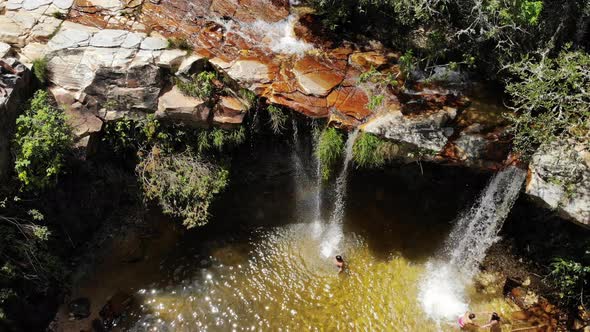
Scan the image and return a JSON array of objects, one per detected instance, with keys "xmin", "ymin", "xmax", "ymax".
[
  {"xmin": 137, "ymin": 147, "xmax": 229, "ymax": 228},
  {"xmin": 308, "ymin": 0, "xmax": 440, "ymax": 31},
  {"xmin": 315, "ymin": 127, "xmax": 344, "ymax": 180},
  {"xmin": 1, "ymin": 198, "xmax": 65, "ymax": 324},
  {"xmin": 32, "ymin": 58, "xmax": 49, "ymax": 84},
  {"xmin": 267, "ymin": 105, "xmax": 288, "ymax": 134},
  {"xmin": 505, "ymin": 48, "xmax": 590, "ymax": 157},
  {"xmin": 167, "ymin": 37, "xmax": 193, "ymax": 51},
  {"xmin": 14, "ymin": 90, "xmax": 72, "ymax": 190},
  {"xmin": 353, "ymin": 133, "xmax": 385, "ymax": 167},
  {"xmin": 367, "ymin": 94, "xmax": 384, "ymax": 111},
  {"xmin": 548, "ymin": 256, "xmax": 589, "ymax": 307},
  {"xmin": 175, "ymin": 71, "xmax": 217, "ymax": 100}
]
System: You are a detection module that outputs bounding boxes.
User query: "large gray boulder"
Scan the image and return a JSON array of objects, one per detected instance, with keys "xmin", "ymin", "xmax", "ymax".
[{"xmin": 526, "ymin": 141, "xmax": 590, "ymax": 228}]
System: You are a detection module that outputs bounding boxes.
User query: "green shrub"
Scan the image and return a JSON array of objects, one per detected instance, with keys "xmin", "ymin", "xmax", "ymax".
[
  {"xmin": 548, "ymin": 257, "xmax": 589, "ymax": 307},
  {"xmin": 51, "ymin": 11, "xmax": 67, "ymax": 20},
  {"xmin": 102, "ymin": 114, "xmax": 163, "ymax": 153},
  {"xmin": 506, "ymin": 48, "xmax": 590, "ymax": 157},
  {"xmin": 353, "ymin": 132, "xmax": 385, "ymax": 167},
  {"xmin": 32, "ymin": 57, "xmax": 49, "ymax": 84},
  {"xmin": 175, "ymin": 71, "xmax": 217, "ymax": 100},
  {"xmin": 267, "ymin": 105, "xmax": 288, "ymax": 134},
  {"xmin": 398, "ymin": 50, "xmax": 415, "ymax": 81},
  {"xmin": 167, "ymin": 37, "xmax": 193, "ymax": 51},
  {"xmin": 14, "ymin": 90, "xmax": 72, "ymax": 190},
  {"xmin": 315, "ymin": 127, "xmax": 344, "ymax": 180},
  {"xmin": 137, "ymin": 147, "xmax": 229, "ymax": 228},
  {"xmin": 367, "ymin": 94, "xmax": 384, "ymax": 111}
]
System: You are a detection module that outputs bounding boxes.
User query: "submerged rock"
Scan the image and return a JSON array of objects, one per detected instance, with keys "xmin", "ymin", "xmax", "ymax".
[
  {"xmin": 68, "ymin": 297, "xmax": 91, "ymax": 319},
  {"xmin": 99, "ymin": 291, "xmax": 133, "ymax": 328}
]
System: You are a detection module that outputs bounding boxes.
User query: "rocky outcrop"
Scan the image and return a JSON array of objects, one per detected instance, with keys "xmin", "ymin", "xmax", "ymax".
[
  {"xmin": 0, "ymin": 58, "xmax": 33, "ymax": 182},
  {"xmin": 526, "ymin": 142, "xmax": 590, "ymax": 228},
  {"xmin": 1, "ymin": 0, "xmax": 512, "ymax": 170}
]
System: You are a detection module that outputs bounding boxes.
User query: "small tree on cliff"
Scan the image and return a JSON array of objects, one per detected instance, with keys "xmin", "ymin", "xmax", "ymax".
[
  {"xmin": 505, "ymin": 48, "xmax": 590, "ymax": 157},
  {"xmin": 13, "ymin": 90, "xmax": 73, "ymax": 190}
]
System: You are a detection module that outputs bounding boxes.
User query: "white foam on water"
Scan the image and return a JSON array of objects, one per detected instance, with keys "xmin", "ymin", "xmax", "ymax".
[
  {"xmin": 418, "ymin": 261, "xmax": 468, "ymax": 321},
  {"xmin": 250, "ymin": 15, "xmax": 313, "ymax": 55},
  {"xmin": 418, "ymin": 166, "xmax": 526, "ymax": 322},
  {"xmin": 319, "ymin": 222, "xmax": 343, "ymax": 258}
]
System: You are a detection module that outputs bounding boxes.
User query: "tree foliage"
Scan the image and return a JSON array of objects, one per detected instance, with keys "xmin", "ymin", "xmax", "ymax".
[
  {"xmin": 175, "ymin": 71, "xmax": 217, "ymax": 101},
  {"xmin": 267, "ymin": 105, "xmax": 288, "ymax": 134},
  {"xmin": 137, "ymin": 148, "xmax": 229, "ymax": 228},
  {"xmin": 505, "ymin": 48, "xmax": 590, "ymax": 157},
  {"xmin": 14, "ymin": 90, "xmax": 72, "ymax": 190},
  {"xmin": 548, "ymin": 254, "xmax": 589, "ymax": 308}
]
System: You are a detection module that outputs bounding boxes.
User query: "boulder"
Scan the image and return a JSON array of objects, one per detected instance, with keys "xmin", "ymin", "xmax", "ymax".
[
  {"xmin": 526, "ymin": 141, "xmax": 590, "ymax": 228},
  {"xmin": 156, "ymin": 86, "xmax": 210, "ymax": 127},
  {"xmin": 363, "ymin": 107, "xmax": 457, "ymax": 153},
  {"xmin": 226, "ymin": 59, "xmax": 272, "ymax": 85},
  {"xmin": 212, "ymin": 95, "xmax": 248, "ymax": 128}
]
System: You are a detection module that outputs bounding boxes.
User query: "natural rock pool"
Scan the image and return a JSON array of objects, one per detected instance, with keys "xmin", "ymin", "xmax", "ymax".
[{"xmin": 52, "ymin": 132, "xmax": 544, "ymax": 331}]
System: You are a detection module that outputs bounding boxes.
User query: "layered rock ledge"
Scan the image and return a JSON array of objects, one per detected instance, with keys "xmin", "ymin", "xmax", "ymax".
[{"xmin": 1, "ymin": 0, "xmax": 588, "ymax": 227}]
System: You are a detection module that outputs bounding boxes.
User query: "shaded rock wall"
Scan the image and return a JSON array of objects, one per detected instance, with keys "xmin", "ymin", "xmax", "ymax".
[{"xmin": 0, "ymin": 58, "xmax": 33, "ymax": 182}]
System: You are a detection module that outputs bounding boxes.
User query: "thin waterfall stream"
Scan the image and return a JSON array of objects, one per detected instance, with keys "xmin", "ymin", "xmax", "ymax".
[
  {"xmin": 418, "ymin": 166, "xmax": 527, "ymax": 322},
  {"xmin": 320, "ymin": 129, "xmax": 359, "ymax": 258}
]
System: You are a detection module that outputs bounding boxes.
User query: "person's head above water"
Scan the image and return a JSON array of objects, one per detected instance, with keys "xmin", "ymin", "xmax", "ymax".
[
  {"xmin": 335, "ymin": 255, "xmax": 343, "ymax": 262},
  {"xmin": 468, "ymin": 313, "xmax": 476, "ymax": 319}
]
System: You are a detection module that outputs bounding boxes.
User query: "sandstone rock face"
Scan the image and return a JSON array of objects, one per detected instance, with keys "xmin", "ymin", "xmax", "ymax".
[
  {"xmin": 0, "ymin": 0, "xmax": 71, "ymax": 48},
  {"xmin": 2, "ymin": 0, "xmax": 513, "ymax": 172},
  {"xmin": 156, "ymin": 86, "xmax": 210, "ymax": 127},
  {"xmin": 526, "ymin": 142, "xmax": 590, "ymax": 228},
  {"xmin": 0, "ymin": 42, "xmax": 11, "ymax": 57},
  {"xmin": 363, "ymin": 107, "xmax": 457, "ymax": 154},
  {"xmin": 0, "ymin": 58, "xmax": 33, "ymax": 182}
]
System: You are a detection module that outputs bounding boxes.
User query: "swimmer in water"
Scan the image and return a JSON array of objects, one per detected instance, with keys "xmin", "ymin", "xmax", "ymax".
[
  {"xmin": 335, "ymin": 255, "xmax": 345, "ymax": 273},
  {"xmin": 458, "ymin": 312, "xmax": 478, "ymax": 330},
  {"xmin": 481, "ymin": 312, "xmax": 501, "ymax": 332}
]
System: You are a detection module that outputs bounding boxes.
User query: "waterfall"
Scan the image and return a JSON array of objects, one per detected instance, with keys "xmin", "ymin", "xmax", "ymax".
[
  {"xmin": 330, "ymin": 129, "xmax": 359, "ymax": 224},
  {"xmin": 446, "ymin": 166, "xmax": 526, "ymax": 277},
  {"xmin": 320, "ymin": 129, "xmax": 359, "ymax": 257},
  {"xmin": 418, "ymin": 166, "xmax": 526, "ymax": 321}
]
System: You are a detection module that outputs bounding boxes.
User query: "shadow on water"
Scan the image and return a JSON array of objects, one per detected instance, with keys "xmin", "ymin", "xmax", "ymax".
[{"xmin": 345, "ymin": 164, "xmax": 489, "ymax": 261}]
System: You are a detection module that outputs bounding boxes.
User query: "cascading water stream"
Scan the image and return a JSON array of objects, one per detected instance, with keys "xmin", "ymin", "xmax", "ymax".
[
  {"xmin": 330, "ymin": 129, "xmax": 360, "ymax": 224},
  {"xmin": 418, "ymin": 166, "xmax": 526, "ymax": 322},
  {"xmin": 320, "ymin": 129, "xmax": 359, "ymax": 257}
]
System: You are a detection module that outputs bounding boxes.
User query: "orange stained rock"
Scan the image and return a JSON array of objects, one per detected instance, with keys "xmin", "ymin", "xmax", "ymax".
[
  {"xmin": 326, "ymin": 86, "xmax": 371, "ymax": 121},
  {"xmin": 267, "ymin": 91, "xmax": 328, "ymax": 118},
  {"xmin": 349, "ymin": 51, "xmax": 387, "ymax": 70},
  {"xmin": 213, "ymin": 96, "xmax": 248, "ymax": 128},
  {"xmin": 292, "ymin": 55, "xmax": 345, "ymax": 96}
]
